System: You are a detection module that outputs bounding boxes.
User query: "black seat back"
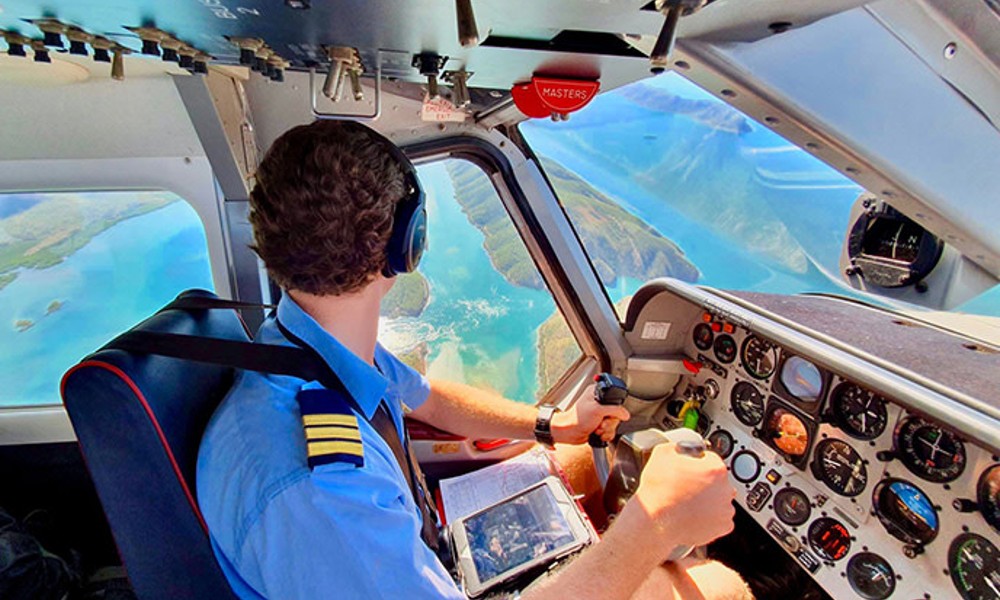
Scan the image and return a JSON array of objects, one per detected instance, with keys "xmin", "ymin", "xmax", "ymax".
[{"xmin": 61, "ymin": 289, "xmax": 241, "ymax": 600}]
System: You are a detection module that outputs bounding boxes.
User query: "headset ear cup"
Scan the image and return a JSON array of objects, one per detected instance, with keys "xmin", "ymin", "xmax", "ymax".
[{"xmin": 383, "ymin": 190, "xmax": 427, "ymax": 277}]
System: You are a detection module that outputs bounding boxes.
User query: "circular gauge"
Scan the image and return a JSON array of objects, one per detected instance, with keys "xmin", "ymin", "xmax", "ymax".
[
  {"xmin": 731, "ymin": 450, "xmax": 761, "ymax": 483},
  {"xmin": 949, "ymin": 533, "xmax": 1000, "ymax": 600},
  {"xmin": 765, "ymin": 407, "xmax": 810, "ymax": 457},
  {"xmin": 693, "ymin": 323, "xmax": 714, "ymax": 351},
  {"xmin": 703, "ymin": 379, "xmax": 720, "ymax": 400},
  {"xmin": 847, "ymin": 552, "xmax": 896, "ymax": 600},
  {"xmin": 895, "ymin": 416, "xmax": 967, "ymax": 483},
  {"xmin": 808, "ymin": 517, "xmax": 851, "ymax": 561},
  {"xmin": 872, "ymin": 478, "xmax": 938, "ymax": 545},
  {"xmin": 740, "ymin": 335, "xmax": 778, "ymax": 380},
  {"xmin": 773, "ymin": 487, "xmax": 812, "ymax": 527},
  {"xmin": 707, "ymin": 430, "xmax": 734, "ymax": 459},
  {"xmin": 713, "ymin": 334, "xmax": 737, "ymax": 364},
  {"xmin": 730, "ymin": 382, "xmax": 765, "ymax": 427},
  {"xmin": 831, "ymin": 383, "xmax": 888, "ymax": 441},
  {"xmin": 977, "ymin": 466, "xmax": 1000, "ymax": 533},
  {"xmin": 811, "ymin": 438, "xmax": 868, "ymax": 497},
  {"xmin": 779, "ymin": 356, "xmax": 824, "ymax": 403}
]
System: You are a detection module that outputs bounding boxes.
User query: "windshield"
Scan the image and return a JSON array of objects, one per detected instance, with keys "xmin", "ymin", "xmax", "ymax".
[{"xmin": 520, "ymin": 73, "xmax": 1000, "ymax": 320}]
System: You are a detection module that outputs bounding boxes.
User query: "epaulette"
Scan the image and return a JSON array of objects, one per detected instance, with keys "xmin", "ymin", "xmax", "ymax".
[{"xmin": 296, "ymin": 388, "xmax": 364, "ymax": 469}]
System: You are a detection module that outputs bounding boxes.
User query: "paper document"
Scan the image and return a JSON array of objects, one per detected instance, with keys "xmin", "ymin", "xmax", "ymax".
[{"xmin": 439, "ymin": 447, "xmax": 554, "ymax": 522}]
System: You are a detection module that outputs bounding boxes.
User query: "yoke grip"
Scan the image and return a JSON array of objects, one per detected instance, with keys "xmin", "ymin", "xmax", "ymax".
[{"xmin": 588, "ymin": 373, "xmax": 628, "ymax": 448}]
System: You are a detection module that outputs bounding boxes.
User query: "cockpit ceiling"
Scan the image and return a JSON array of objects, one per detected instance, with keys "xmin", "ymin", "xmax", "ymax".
[{"xmin": 0, "ymin": 0, "xmax": 869, "ymax": 95}]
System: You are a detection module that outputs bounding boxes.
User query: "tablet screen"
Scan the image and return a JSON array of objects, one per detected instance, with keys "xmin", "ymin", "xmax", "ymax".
[{"xmin": 462, "ymin": 484, "xmax": 578, "ymax": 584}]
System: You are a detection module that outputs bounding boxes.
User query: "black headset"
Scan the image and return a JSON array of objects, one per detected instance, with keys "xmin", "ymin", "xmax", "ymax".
[{"xmin": 363, "ymin": 127, "xmax": 427, "ymax": 277}]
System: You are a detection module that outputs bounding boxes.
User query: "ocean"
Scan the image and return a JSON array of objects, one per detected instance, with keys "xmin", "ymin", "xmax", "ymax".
[{"xmin": 0, "ymin": 200, "xmax": 214, "ymax": 407}]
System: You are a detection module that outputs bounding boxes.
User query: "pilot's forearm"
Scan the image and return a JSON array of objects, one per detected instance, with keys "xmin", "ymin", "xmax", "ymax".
[{"xmin": 411, "ymin": 379, "xmax": 538, "ymax": 440}]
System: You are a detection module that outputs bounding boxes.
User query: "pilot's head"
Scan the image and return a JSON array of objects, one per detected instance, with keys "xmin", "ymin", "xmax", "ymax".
[{"xmin": 248, "ymin": 120, "xmax": 409, "ymax": 296}]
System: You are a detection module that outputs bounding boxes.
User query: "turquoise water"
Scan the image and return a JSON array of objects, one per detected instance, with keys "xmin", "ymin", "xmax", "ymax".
[
  {"xmin": 379, "ymin": 162, "xmax": 560, "ymax": 403},
  {"xmin": 522, "ymin": 73, "xmax": 864, "ymax": 307},
  {"xmin": 0, "ymin": 200, "xmax": 214, "ymax": 407}
]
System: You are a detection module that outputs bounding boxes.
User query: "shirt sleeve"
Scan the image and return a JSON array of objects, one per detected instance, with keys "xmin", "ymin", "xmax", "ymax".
[
  {"xmin": 375, "ymin": 343, "xmax": 432, "ymax": 411},
  {"xmin": 236, "ymin": 452, "xmax": 463, "ymax": 600}
]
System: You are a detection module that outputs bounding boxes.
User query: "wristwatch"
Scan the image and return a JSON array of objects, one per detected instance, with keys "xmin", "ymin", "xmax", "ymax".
[{"xmin": 534, "ymin": 405, "xmax": 558, "ymax": 448}]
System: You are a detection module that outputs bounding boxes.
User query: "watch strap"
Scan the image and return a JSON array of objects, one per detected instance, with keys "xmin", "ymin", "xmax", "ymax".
[{"xmin": 534, "ymin": 404, "xmax": 557, "ymax": 448}]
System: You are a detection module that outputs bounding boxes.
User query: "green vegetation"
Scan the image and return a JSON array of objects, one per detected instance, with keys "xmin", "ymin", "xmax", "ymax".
[
  {"xmin": 446, "ymin": 162, "xmax": 544, "ymax": 288},
  {"xmin": 13, "ymin": 319, "xmax": 34, "ymax": 332},
  {"xmin": 381, "ymin": 271, "xmax": 431, "ymax": 318},
  {"xmin": 396, "ymin": 341, "xmax": 429, "ymax": 375},
  {"xmin": 536, "ymin": 297, "xmax": 631, "ymax": 393},
  {"xmin": 46, "ymin": 300, "xmax": 63, "ymax": 315},
  {"xmin": 445, "ymin": 160, "xmax": 699, "ymax": 291},
  {"xmin": 0, "ymin": 192, "xmax": 177, "ymax": 285},
  {"xmin": 536, "ymin": 308, "xmax": 580, "ymax": 393}
]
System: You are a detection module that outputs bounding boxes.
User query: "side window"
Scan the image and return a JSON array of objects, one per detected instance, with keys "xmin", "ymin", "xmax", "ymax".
[
  {"xmin": 0, "ymin": 191, "xmax": 214, "ymax": 408},
  {"xmin": 379, "ymin": 159, "xmax": 582, "ymax": 405}
]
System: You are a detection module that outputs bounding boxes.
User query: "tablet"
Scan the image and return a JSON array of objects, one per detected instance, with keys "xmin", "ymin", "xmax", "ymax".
[{"xmin": 451, "ymin": 476, "xmax": 595, "ymax": 598}]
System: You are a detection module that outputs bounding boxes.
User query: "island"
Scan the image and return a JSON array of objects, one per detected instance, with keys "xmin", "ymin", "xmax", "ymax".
[
  {"xmin": 445, "ymin": 160, "xmax": 700, "ymax": 290},
  {"xmin": 46, "ymin": 300, "xmax": 63, "ymax": 315},
  {"xmin": 0, "ymin": 192, "xmax": 177, "ymax": 290},
  {"xmin": 395, "ymin": 341, "xmax": 429, "ymax": 375},
  {"xmin": 14, "ymin": 319, "xmax": 34, "ymax": 333},
  {"xmin": 381, "ymin": 271, "xmax": 431, "ymax": 318}
]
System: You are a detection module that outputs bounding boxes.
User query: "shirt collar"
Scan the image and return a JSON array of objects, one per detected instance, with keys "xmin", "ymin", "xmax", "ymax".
[{"xmin": 275, "ymin": 294, "xmax": 387, "ymax": 419}]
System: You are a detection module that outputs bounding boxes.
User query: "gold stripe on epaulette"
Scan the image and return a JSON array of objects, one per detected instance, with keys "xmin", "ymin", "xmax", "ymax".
[
  {"xmin": 302, "ymin": 414, "xmax": 357, "ymax": 427},
  {"xmin": 305, "ymin": 426, "xmax": 362, "ymax": 441},
  {"xmin": 307, "ymin": 440, "xmax": 364, "ymax": 458}
]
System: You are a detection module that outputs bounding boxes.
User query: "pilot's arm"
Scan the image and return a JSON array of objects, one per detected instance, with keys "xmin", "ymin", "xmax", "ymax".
[
  {"xmin": 233, "ymin": 445, "xmax": 463, "ymax": 599},
  {"xmin": 410, "ymin": 378, "xmax": 630, "ymax": 445}
]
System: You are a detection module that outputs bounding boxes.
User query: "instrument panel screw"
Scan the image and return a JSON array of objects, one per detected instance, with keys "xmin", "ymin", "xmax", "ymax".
[{"xmin": 943, "ymin": 42, "xmax": 957, "ymax": 60}]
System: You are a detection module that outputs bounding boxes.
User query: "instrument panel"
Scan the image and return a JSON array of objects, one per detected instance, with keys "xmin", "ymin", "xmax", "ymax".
[{"xmin": 666, "ymin": 313, "xmax": 1000, "ymax": 600}]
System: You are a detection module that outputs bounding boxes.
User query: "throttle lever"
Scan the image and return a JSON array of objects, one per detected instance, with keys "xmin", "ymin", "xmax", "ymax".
[{"xmin": 589, "ymin": 373, "xmax": 628, "ymax": 486}]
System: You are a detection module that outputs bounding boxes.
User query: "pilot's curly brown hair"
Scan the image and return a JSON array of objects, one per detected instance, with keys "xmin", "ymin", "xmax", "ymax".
[{"xmin": 248, "ymin": 120, "xmax": 406, "ymax": 295}]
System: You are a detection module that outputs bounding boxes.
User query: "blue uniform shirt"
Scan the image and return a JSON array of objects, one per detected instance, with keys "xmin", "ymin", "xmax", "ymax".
[{"xmin": 196, "ymin": 295, "xmax": 464, "ymax": 599}]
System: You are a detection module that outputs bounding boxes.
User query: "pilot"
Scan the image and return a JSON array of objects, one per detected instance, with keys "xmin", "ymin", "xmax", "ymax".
[{"xmin": 197, "ymin": 120, "xmax": 749, "ymax": 599}]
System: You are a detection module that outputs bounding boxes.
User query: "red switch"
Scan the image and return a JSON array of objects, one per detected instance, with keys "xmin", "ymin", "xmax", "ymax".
[{"xmin": 682, "ymin": 359, "xmax": 702, "ymax": 374}]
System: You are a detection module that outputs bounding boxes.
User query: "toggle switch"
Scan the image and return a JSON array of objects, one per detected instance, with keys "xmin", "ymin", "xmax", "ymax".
[
  {"xmin": 228, "ymin": 36, "xmax": 264, "ymax": 66},
  {"xmin": 91, "ymin": 36, "xmax": 113, "ymax": 63},
  {"xmin": 159, "ymin": 37, "xmax": 181, "ymax": 63},
  {"xmin": 177, "ymin": 44, "xmax": 196, "ymax": 70},
  {"xmin": 125, "ymin": 26, "xmax": 167, "ymax": 56},
  {"xmin": 322, "ymin": 46, "xmax": 356, "ymax": 101},
  {"xmin": 65, "ymin": 27, "xmax": 91, "ymax": 56},
  {"xmin": 192, "ymin": 52, "xmax": 211, "ymax": 75},
  {"xmin": 2, "ymin": 32, "xmax": 30, "ymax": 57},
  {"xmin": 347, "ymin": 54, "xmax": 364, "ymax": 101},
  {"xmin": 267, "ymin": 57, "xmax": 289, "ymax": 82},
  {"xmin": 31, "ymin": 40, "xmax": 52, "ymax": 63},
  {"xmin": 443, "ymin": 69, "xmax": 472, "ymax": 108},
  {"xmin": 32, "ymin": 19, "xmax": 67, "ymax": 49}
]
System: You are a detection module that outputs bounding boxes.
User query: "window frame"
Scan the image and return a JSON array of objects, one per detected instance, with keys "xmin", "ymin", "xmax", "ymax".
[{"xmin": 403, "ymin": 137, "xmax": 626, "ymax": 403}]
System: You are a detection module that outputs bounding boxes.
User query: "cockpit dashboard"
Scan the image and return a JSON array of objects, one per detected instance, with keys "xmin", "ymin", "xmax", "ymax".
[{"xmin": 622, "ymin": 279, "xmax": 1000, "ymax": 600}]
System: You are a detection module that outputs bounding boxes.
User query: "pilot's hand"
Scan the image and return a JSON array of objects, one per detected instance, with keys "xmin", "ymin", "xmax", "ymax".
[
  {"xmin": 632, "ymin": 443, "xmax": 735, "ymax": 558},
  {"xmin": 550, "ymin": 384, "xmax": 630, "ymax": 445}
]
